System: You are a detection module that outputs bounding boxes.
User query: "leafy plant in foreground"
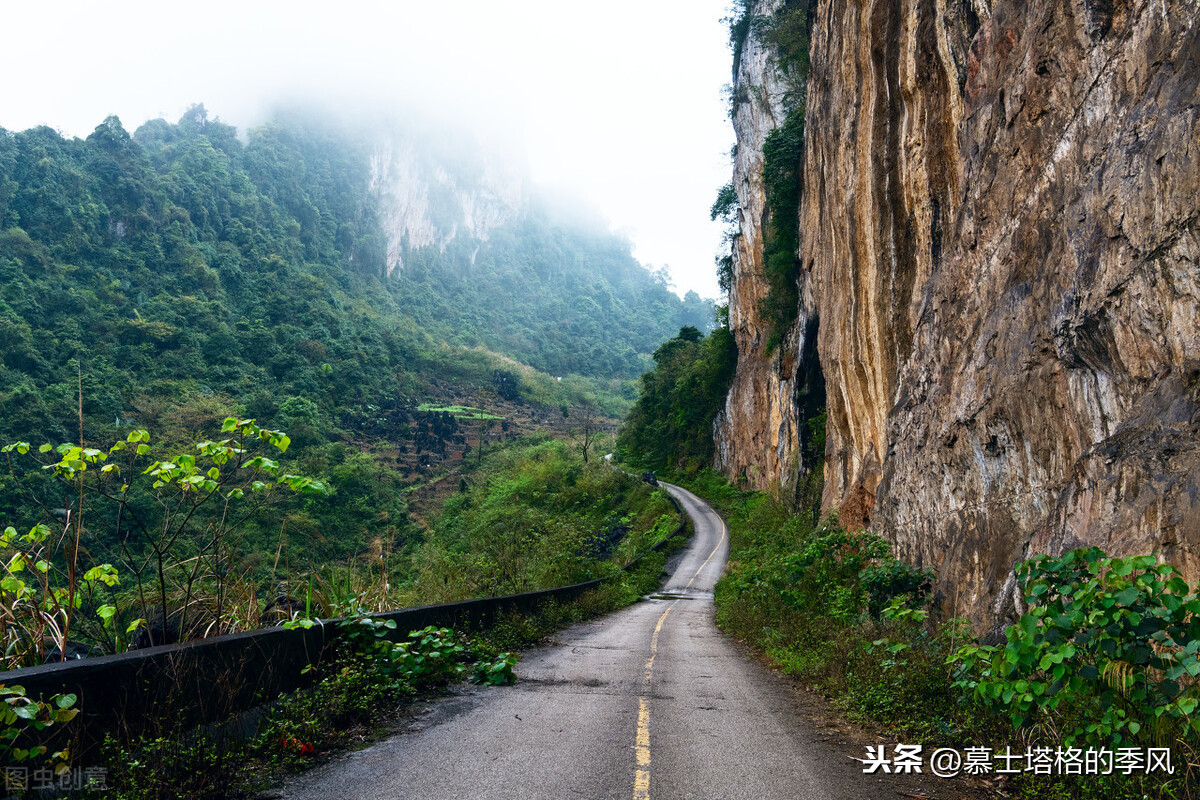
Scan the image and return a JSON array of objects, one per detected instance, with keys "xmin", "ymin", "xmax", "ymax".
[
  {"xmin": 0, "ymin": 521, "xmax": 119, "ymax": 668},
  {"xmin": 3, "ymin": 418, "xmax": 327, "ymax": 658},
  {"xmin": 950, "ymin": 548, "xmax": 1200, "ymax": 748},
  {"xmin": 471, "ymin": 652, "xmax": 518, "ymax": 686},
  {"xmin": 0, "ymin": 685, "xmax": 77, "ymax": 774}
]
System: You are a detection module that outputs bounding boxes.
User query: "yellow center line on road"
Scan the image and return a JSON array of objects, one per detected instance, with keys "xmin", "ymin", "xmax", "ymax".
[
  {"xmin": 685, "ymin": 513, "xmax": 727, "ymax": 590},
  {"xmin": 634, "ymin": 494, "xmax": 727, "ymax": 799},
  {"xmin": 643, "ymin": 604, "xmax": 672, "ymax": 679},
  {"xmin": 634, "ymin": 603, "xmax": 674, "ymax": 800}
]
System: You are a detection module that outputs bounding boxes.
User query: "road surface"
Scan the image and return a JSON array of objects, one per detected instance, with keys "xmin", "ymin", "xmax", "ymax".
[{"xmin": 283, "ymin": 483, "xmax": 934, "ymax": 800}]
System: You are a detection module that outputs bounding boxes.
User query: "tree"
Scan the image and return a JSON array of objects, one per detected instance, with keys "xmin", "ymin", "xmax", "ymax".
[
  {"xmin": 617, "ymin": 326, "xmax": 738, "ymax": 472},
  {"xmin": 2, "ymin": 418, "xmax": 327, "ymax": 656},
  {"xmin": 570, "ymin": 399, "xmax": 600, "ymax": 464}
]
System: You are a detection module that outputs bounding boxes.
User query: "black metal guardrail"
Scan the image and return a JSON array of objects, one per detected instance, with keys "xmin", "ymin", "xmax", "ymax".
[{"xmin": 0, "ymin": 488, "xmax": 690, "ymax": 760}]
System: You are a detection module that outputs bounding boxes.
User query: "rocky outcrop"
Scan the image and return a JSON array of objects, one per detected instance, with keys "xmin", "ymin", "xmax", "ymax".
[
  {"xmin": 369, "ymin": 133, "xmax": 523, "ymax": 273},
  {"xmin": 801, "ymin": 0, "xmax": 984, "ymax": 530},
  {"xmin": 875, "ymin": 0, "xmax": 1200, "ymax": 623},
  {"xmin": 714, "ymin": 0, "xmax": 812, "ymax": 490},
  {"xmin": 726, "ymin": 0, "xmax": 1200, "ymax": 623}
]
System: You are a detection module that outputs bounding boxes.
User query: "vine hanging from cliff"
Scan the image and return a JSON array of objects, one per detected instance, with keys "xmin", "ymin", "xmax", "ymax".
[
  {"xmin": 759, "ymin": 105, "xmax": 806, "ymax": 355},
  {"xmin": 756, "ymin": 0, "xmax": 813, "ymax": 356}
]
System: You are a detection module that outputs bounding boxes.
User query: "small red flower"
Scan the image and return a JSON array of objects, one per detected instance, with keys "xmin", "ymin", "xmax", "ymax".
[{"xmin": 279, "ymin": 737, "xmax": 316, "ymax": 756}]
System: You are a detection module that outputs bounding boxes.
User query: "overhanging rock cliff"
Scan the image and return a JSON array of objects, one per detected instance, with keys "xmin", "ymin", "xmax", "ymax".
[
  {"xmin": 720, "ymin": 0, "xmax": 1200, "ymax": 624},
  {"xmin": 715, "ymin": 0, "xmax": 821, "ymax": 494}
]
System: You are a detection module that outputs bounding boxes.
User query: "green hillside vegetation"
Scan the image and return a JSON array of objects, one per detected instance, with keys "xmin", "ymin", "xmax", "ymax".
[
  {"xmin": 396, "ymin": 215, "xmax": 714, "ymax": 379},
  {"xmin": 0, "ymin": 106, "xmax": 709, "ymax": 450},
  {"xmin": 0, "ymin": 104, "xmax": 704, "ymax": 661},
  {"xmin": 405, "ymin": 437, "xmax": 679, "ymax": 605},
  {"xmin": 0, "ymin": 423, "xmax": 676, "ymax": 666},
  {"xmin": 617, "ymin": 323, "xmax": 738, "ymax": 473}
]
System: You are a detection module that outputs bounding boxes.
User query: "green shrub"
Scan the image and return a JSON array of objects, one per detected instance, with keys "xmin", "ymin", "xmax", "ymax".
[
  {"xmin": 860, "ymin": 558, "xmax": 934, "ymax": 618},
  {"xmin": 0, "ymin": 685, "xmax": 77, "ymax": 773},
  {"xmin": 395, "ymin": 626, "xmax": 471, "ymax": 687},
  {"xmin": 101, "ymin": 732, "xmax": 244, "ymax": 800},
  {"xmin": 471, "ymin": 652, "xmax": 517, "ymax": 686},
  {"xmin": 950, "ymin": 548, "xmax": 1200, "ymax": 748},
  {"xmin": 778, "ymin": 523, "xmax": 889, "ymax": 622}
]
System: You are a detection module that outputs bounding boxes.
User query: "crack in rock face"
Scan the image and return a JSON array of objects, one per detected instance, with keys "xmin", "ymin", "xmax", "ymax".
[{"xmin": 715, "ymin": 0, "xmax": 810, "ymax": 494}]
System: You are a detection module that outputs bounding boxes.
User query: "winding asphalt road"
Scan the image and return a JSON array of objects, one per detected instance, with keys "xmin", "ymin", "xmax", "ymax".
[{"xmin": 283, "ymin": 483, "xmax": 931, "ymax": 800}]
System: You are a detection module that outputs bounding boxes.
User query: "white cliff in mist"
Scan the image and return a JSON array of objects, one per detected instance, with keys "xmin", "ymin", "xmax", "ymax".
[{"xmin": 368, "ymin": 130, "xmax": 524, "ymax": 273}]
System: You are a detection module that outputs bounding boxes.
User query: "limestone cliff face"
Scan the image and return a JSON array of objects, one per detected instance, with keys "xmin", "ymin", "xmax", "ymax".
[
  {"xmin": 801, "ymin": 0, "xmax": 980, "ymax": 529},
  {"xmin": 369, "ymin": 133, "xmax": 523, "ymax": 273},
  {"xmin": 727, "ymin": 0, "xmax": 1200, "ymax": 622},
  {"xmin": 714, "ymin": 0, "xmax": 811, "ymax": 490}
]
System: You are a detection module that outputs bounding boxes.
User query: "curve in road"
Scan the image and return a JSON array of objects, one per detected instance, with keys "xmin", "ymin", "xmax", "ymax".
[{"xmin": 283, "ymin": 483, "xmax": 928, "ymax": 800}]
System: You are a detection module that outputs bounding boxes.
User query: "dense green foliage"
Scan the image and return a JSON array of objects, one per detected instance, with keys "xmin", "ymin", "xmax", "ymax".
[
  {"xmin": 408, "ymin": 437, "xmax": 678, "ymax": 603},
  {"xmin": 1, "ymin": 419, "xmax": 330, "ymax": 663},
  {"xmin": 395, "ymin": 216, "xmax": 713, "ymax": 379},
  {"xmin": 0, "ymin": 105, "xmax": 711, "ymax": 637},
  {"xmin": 765, "ymin": 0, "xmax": 814, "ymax": 89},
  {"xmin": 952, "ymin": 549, "xmax": 1200, "ymax": 749},
  {"xmin": 617, "ymin": 325, "xmax": 738, "ymax": 474},
  {"xmin": 682, "ymin": 469, "xmax": 1197, "ymax": 799},
  {"xmin": 0, "ymin": 684, "xmax": 76, "ymax": 776},
  {"xmin": 0, "ymin": 105, "xmax": 708, "ymax": 539},
  {"xmin": 1, "ymin": 108, "xmax": 394, "ymax": 443},
  {"xmin": 759, "ymin": 107, "xmax": 805, "ymax": 354},
  {"xmin": 0, "ymin": 108, "xmax": 704, "ymax": 435}
]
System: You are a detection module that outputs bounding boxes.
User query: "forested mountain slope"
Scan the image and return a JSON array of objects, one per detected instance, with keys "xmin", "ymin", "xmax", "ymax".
[
  {"xmin": 0, "ymin": 105, "xmax": 711, "ymax": 572},
  {"xmin": 0, "ymin": 106, "xmax": 710, "ymax": 447}
]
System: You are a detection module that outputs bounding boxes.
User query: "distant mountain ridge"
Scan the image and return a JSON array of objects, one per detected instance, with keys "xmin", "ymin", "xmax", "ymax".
[{"xmin": 0, "ymin": 105, "xmax": 712, "ymax": 447}]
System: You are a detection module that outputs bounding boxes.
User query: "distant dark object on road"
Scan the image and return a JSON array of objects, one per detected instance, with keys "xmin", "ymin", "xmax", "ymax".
[{"xmin": 641, "ymin": 472, "xmax": 658, "ymax": 486}]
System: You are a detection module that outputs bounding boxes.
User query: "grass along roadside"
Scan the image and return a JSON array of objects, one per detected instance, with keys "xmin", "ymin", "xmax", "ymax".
[
  {"xmin": 44, "ymin": 472, "xmax": 689, "ymax": 799},
  {"xmin": 673, "ymin": 468, "xmax": 1198, "ymax": 800}
]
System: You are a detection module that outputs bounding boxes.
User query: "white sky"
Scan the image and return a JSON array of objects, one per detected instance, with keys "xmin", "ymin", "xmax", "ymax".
[{"xmin": 0, "ymin": 1, "xmax": 735, "ymax": 299}]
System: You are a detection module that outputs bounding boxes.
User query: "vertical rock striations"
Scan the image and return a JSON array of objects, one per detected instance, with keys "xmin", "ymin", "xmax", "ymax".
[
  {"xmin": 878, "ymin": 0, "xmax": 1200, "ymax": 622},
  {"xmin": 801, "ymin": 0, "xmax": 975, "ymax": 529},
  {"xmin": 715, "ymin": 0, "xmax": 812, "ymax": 492},
  {"xmin": 725, "ymin": 0, "xmax": 1200, "ymax": 622}
]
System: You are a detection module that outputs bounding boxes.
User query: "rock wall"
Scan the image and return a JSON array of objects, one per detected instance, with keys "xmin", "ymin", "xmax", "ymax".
[
  {"xmin": 728, "ymin": 0, "xmax": 1200, "ymax": 623},
  {"xmin": 714, "ymin": 0, "xmax": 812, "ymax": 490},
  {"xmin": 369, "ymin": 133, "xmax": 523, "ymax": 273},
  {"xmin": 801, "ymin": 0, "xmax": 978, "ymax": 528}
]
